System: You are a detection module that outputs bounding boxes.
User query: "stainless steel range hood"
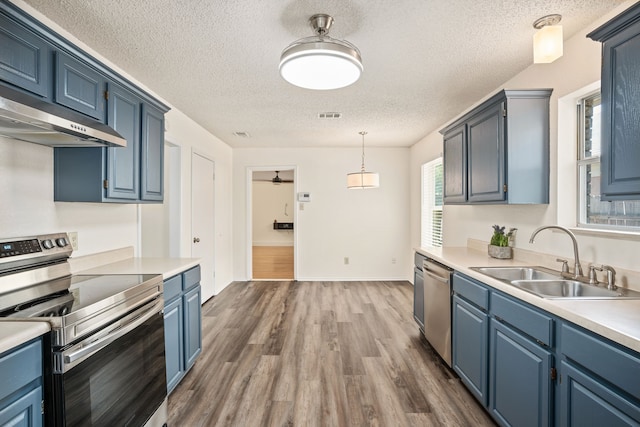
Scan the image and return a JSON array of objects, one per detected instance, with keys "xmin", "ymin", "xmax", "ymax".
[{"xmin": 0, "ymin": 85, "xmax": 126, "ymax": 148}]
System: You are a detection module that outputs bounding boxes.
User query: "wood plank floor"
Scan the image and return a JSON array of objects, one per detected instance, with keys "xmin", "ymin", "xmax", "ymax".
[
  {"xmin": 252, "ymin": 246, "xmax": 294, "ymax": 280},
  {"xmin": 168, "ymin": 281, "xmax": 495, "ymax": 426}
]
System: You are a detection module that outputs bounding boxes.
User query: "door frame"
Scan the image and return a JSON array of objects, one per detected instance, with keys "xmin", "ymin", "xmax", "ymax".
[{"xmin": 246, "ymin": 166, "xmax": 298, "ymax": 280}]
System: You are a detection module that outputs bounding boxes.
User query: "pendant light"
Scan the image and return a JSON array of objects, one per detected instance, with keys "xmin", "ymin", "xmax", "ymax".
[
  {"xmin": 279, "ymin": 14, "xmax": 363, "ymax": 90},
  {"xmin": 533, "ymin": 14, "xmax": 563, "ymax": 64},
  {"xmin": 347, "ymin": 131, "xmax": 379, "ymax": 189}
]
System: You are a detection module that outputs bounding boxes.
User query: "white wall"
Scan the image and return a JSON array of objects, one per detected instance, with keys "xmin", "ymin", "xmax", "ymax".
[
  {"xmin": 4, "ymin": 1, "xmax": 235, "ymax": 293},
  {"xmin": 410, "ymin": 1, "xmax": 640, "ymax": 272},
  {"xmin": 0, "ymin": 137, "xmax": 139, "ymax": 255},
  {"xmin": 234, "ymin": 147, "xmax": 411, "ymax": 281},
  {"xmin": 252, "ymin": 181, "xmax": 294, "ymax": 246}
]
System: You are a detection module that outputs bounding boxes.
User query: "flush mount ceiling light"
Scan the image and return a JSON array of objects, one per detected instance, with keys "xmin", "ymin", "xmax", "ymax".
[
  {"xmin": 533, "ymin": 14, "xmax": 563, "ymax": 64},
  {"xmin": 347, "ymin": 131, "xmax": 379, "ymax": 189},
  {"xmin": 279, "ymin": 14, "xmax": 363, "ymax": 90}
]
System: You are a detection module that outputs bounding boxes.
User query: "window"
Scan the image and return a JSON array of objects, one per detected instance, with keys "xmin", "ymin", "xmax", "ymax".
[
  {"xmin": 421, "ymin": 158, "xmax": 443, "ymax": 247},
  {"xmin": 578, "ymin": 92, "xmax": 640, "ymax": 229}
]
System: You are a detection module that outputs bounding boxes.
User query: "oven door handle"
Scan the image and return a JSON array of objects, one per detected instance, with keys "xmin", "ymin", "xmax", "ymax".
[{"xmin": 61, "ymin": 299, "xmax": 163, "ymax": 369}]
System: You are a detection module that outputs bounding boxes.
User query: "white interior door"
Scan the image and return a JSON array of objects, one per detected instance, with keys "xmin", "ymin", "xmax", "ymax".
[{"xmin": 191, "ymin": 152, "xmax": 215, "ymax": 302}]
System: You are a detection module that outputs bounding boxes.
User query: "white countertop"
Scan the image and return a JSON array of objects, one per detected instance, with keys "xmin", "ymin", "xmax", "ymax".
[
  {"xmin": 0, "ymin": 322, "xmax": 50, "ymax": 355},
  {"xmin": 77, "ymin": 257, "xmax": 200, "ymax": 279},
  {"xmin": 416, "ymin": 246, "xmax": 640, "ymax": 354}
]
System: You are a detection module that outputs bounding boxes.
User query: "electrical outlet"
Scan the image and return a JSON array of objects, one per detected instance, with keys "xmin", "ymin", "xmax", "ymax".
[
  {"xmin": 344, "ymin": 257, "xmax": 349, "ymax": 265},
  {"xmin": 391, "ymin": 257, "xmax": 397, "ymax": 264},
  {"xmin": 299, "ymin": 203, "xmax": 305, "ymax": 211},
  {"xmin": 68, "ymin": 232, "xmax": 79, "ymax": 251}
]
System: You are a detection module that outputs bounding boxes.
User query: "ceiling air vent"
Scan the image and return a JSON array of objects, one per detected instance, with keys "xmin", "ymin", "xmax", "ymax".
[
  {"xmin": 318, "ymin": 112, "xmax": 342, "ymax": 119},
  {"xmin": 233, "ymin": 131, "xmax": 251, "ymax": 138}
]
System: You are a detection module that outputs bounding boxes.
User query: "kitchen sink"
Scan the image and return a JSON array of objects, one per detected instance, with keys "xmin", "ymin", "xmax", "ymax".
[
  {"xmin": 470, "ymin": 266, "xmax": 640, "ymax": 299},
  {"xmin": 472, "ymin": 266, "xmax": 561, "ymax": 282},
  {"xmin": 511, "ymin": 280, "xmax": 630, "ymax": 299}
]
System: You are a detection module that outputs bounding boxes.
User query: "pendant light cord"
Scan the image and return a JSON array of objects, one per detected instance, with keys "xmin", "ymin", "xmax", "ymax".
[{"xmin": 360, "ymin": 131, "xmax": 367, "ymax": 172}]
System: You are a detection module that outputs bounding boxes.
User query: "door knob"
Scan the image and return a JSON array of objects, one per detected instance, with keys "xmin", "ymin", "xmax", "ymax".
[{"xmin": 193, "ymin": 237, "xmax": 200, "ymax": 243}]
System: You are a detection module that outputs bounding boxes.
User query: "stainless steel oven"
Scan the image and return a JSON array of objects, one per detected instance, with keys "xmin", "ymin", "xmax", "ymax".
[{"xmin": 0, "ymin": 233, "xmax": 167, "ymax": 427}]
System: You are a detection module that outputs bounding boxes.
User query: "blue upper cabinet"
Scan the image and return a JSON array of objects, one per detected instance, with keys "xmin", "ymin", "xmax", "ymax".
[
  {"xmin": 440, "ymin": 89, "xmax": 552, "ymax": 205},
  {"xmin": 54, "ymin": 85, "xmax": 165, "ymax": 203},
  {"xmin": 54, "ymin": 51, "xmax": 107, "ymax": 121},
  {"xmin": 106, "ymin": 83, "xmax": 141, "ymax": 200},
  {"xmin": 467, "ymin": 102, "xmax": 505, "ymax": 203},
  {"xmin": 1, "ymin": 2, "xmax": 169, "ymax": 204},
  {"xmin": 0, "ymin": 13, "xmax": 50, "ymax": 97},
  {"xmin": 140, "ymin": 103, "xmax": 164, "ymax": 202},
  {"xmin": 443, "ymin": 124, "xmax": 467, "ymax": 204},
  {"xmin": 588, "ymin": 3, "xmax": 640, "ymax": 200}
]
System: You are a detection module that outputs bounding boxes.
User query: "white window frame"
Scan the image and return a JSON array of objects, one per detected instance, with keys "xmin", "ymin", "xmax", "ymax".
[
  {"xmin": 421, "ymin": 157, "xmax": 443, "ymax": 247},
  {"xmin": 577, "ymin": 91, "xmax": 640, "ymax": 232}
]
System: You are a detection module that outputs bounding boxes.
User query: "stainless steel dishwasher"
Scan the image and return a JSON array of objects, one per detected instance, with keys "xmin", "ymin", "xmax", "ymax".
[{"xmin": 422, "ymin": 258, "xmax": 454, "ymax": 367}]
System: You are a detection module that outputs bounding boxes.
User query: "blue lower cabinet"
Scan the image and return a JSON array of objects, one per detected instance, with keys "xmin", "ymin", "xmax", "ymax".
[
  {"xmin": 0, "ymin": 338, "xmax": 43, "ymax": 427},
  {"xmin": 560, "ymin": 361, "xmax": 640, "ymax": 426},
  {"xmin": 489, "ymin": 319, "xmax": 552, "ymax": 427},
  {"xmin": 164, "ymin": 296, "xmax": 184, "ymax": 394},
  {"xmin": 559, "ymin": 322, "xmax": 640, "ymax": 426},
  {"xmin": 163, "ymin": 265, "xmax": 202, "ymax": 394},
  {"xmin": 0, "ymin": 386, "xmax": 42, "ymax": 427},
  {"xmin": 452, "ymin": 294, "xmax": 489, "ymax": 406},
  {"xmin": 184, "ymin": 285, "xmax": 202, "ymax": 370}
]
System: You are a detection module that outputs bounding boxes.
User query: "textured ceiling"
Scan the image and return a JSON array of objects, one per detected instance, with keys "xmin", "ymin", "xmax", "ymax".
[{"xmin": 17, "ymin": 0, "xmax": 629, "ymax": 148}]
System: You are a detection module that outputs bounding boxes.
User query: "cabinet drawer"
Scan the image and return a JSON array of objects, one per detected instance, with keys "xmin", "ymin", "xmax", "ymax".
[
  {"xmin": 414, "ymin": 252, "xmax": 427, "ymax": 269},
  {"xmin": 561, "ymin": 323, "xmax": 640, "ymax": 399},
  {"xmin": 491, "ymin": 292, "xmax": 553, "ymax": 346},
  {"xmin": 0, "ymin": 339, "xmax": 41, "ymax": 401},
  {"xmin": 183, "ymin": 265, "xmax": 201, "ymax": 291},
  {"xmin": 163, "ymin": 274, "xmax": 182, "ymax": 303},
  {"xmin": 453, "ymin": 273, "xmax": 489, "ymax": 310}
]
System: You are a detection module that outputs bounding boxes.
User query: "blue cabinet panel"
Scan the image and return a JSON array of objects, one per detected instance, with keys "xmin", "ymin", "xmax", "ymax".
[
  {"xmin": 561, "ymin": 323, "xmax": 640, "ymax": 401},
  {"xmin": 163, "ymin": 266, "xmax": 202, "ymax": 395},
  {"xmin": 164, "ymin": 296, "xmax": 184, "ymax": 394},
  {"xmin": 183, "ymin": 265, "xmax": 201, "ymax": 291},
  {"xmin": 443, "ymin": 124, "xmax": 467, "ymax": 204},
  {"xmin": 560, "ymin": 361, "xmax": 640, "ymax": 426},
  {"xmin": 0, "ymin": 386, "xmax": 42, "ymax": 427},
  {"xmin": 106, "ymin": 83, "xmax": 140, "ymax": 200},
  {"xmin": 467, "ymin": 102, "xmax": 505, "ymax": 203},
  {"xmin": 0, "ymin": 339, "xmax": 43, "ymax": 427},
  {"xmin": 453, "ymin": 273, "xmax": 489, "ymax": 310},
  {"xmin": 490, "ymin": 319, "xmax": 552, "ymax": 427},
  {"xmin": 588, "ymin": 4, "xmax": 640, "ymax": 200},
  {"xmin": 54, "ymin": 51, "xmax": 106, "ymax": 121},
  {"xmin": 413, "ymin": 267, "xmax": 425, "ymax": 331},
  {"xmin": 184, "ymin": 285, "xmax": 202, "ymax": 370},
  {"xmin": 452, "ymin": 295, "xmax": 489, "ymax": 406},
  {"xmin": 0, "ymin": 13, "xmax": 50, "ymax": 97},
  {"xmin": 140, "ymin": 103, "xmax": 164, "ymax": 201},
  {"xmin": 492, "ymin": 292, "xmax": 554, "ymax": 347}
]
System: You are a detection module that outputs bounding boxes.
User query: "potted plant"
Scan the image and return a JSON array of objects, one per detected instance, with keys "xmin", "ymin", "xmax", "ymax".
[{"xmin": 488, "ymin": 225, "xmax": 517, "ymax": 259}]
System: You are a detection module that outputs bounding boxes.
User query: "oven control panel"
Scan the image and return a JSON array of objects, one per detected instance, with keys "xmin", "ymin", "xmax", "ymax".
[{"xmin": 0, "ymin": 233, "xmax": 72, "ymax": 268}]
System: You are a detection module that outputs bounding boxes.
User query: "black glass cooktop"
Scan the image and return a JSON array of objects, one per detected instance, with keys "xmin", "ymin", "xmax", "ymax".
[{"xmin": 1, "ymin": 274, "xmax": 160, "ymax": 318}]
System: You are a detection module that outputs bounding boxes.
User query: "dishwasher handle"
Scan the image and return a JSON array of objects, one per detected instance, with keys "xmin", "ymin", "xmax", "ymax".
[{"xmin": 423, "ymin": 260, "xmax": 451, "ymax": 284}]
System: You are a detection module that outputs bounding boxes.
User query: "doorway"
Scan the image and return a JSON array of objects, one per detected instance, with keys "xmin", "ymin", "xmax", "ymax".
[{"xmin": 249, "ymin": 168, "xmax": 296, "ymax": 280}]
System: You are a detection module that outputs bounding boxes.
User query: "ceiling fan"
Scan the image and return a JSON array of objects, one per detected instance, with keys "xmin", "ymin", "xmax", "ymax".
[{"xmin": 271, "ymin": 171, "xmax": 294, "ymax": 184}]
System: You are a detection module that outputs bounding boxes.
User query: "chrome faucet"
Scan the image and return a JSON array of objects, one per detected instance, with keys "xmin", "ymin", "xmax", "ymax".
[{"xmin": 529, "ymin": 225, "xmax": 584, "ymax": 279}]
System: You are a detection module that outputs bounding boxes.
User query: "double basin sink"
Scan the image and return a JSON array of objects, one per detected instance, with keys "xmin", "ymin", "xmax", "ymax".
[{"xmin": 470, "ymin": 266, "xmax": 640, "ymax": 299}]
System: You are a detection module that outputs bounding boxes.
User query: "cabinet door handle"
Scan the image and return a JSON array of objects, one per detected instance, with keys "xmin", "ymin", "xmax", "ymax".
[{"xmin": 193, "ymin": 237, "xmax": 200, "ymax": 243}]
